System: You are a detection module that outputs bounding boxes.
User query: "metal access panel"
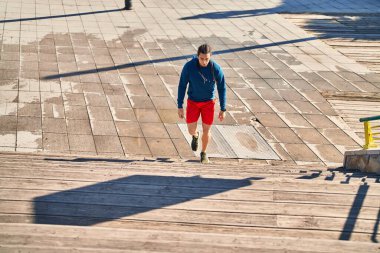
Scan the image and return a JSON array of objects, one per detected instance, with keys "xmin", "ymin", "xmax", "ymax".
[
  {"xmin": 178, "ymin": 124, "xmax": 280, "ymax": 160},
  {"xmin": 178, "ymin": 124, "xmax": 235, "ymax": 158}
]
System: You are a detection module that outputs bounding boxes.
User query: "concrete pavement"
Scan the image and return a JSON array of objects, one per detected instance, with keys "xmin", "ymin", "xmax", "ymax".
[{"xmin": 0, "ymin": 0, "xmax": 379, "ymax": 166}]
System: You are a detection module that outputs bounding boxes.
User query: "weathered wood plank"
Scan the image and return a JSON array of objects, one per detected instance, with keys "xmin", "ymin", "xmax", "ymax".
[
  {"xmin": 0, "ymin": 224, "xmax": 378, "ymax": 253},
  {"xmin": 0, "ymin": 188, "xmax": 274, "ymax": 207},
  {"xmin": 1, "ymin": 177, "xmax": 378, "ymax": 197},
  {"xmin": 1, "ymin": 200, "xmax": 377, "ymax": 224},
  {"xmin": 0, "ymin": 166, "xmax": 334, "ymax": 182},
  {"xmin": 328, "ymin": 99, "xmax": 380, "ymax": 105},
  {"xmin": 0, "ymin": 159, "xmax": 326, "ymax": 175},
  {"xmin": 0, "ymin": 158, "xmax": 344, "ymax": 175},
  {"xmin": 0, "ymin": 234, "xmax": 287, "ymax": 253},
  {"xmin": 324, "ymin": 93, "xmax": 380, "ymax": 102},
  {"xmin": 0, "ymin": 156, "xmax": 320, "ymax": 170},
  {"xmin": 0, "ymin": 216, "xmax": 375, "ymax": 242},
  {"xmin": 2, "ymin": 177, "xmax": 379, "ymax": 198},
  {"xmin": 0, "ymin": 162, "xmax": 376, "ymax": 184},
  {"xmin": 0, "ymin": 178, "xmax": 273, "ymax": 202},
  {"xmin": 273, "ymin": 191, "xmax": 379, "ymax": 207},
  {"xmin": 0, "ymin": 168, "xmax": 377, "ymax": 187},
  {"xmin": 329, "ymin": 105, "xmax": 380, "ymax": 111},
  {"xmin": 0, "ymin": 210, "xmax": 377, "ymax": 236},
  {"xmin": 0, "ymin": 245, "xmax": 138, "ymax": 253},
  {"xmin": 0, "ymin": 184, "xmax": 378, "ymax": 208}
]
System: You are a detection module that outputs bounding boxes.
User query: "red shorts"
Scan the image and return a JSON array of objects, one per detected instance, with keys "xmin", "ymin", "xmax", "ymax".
[{"xmin": 186, "ymin": 99, "xmax": 215, "ymax": 125}]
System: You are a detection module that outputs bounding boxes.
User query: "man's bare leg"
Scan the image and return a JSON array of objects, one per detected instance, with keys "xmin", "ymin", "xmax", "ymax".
[
  {"xmin": 201, "ymin": 123, "xmax": 211, "ymax": 152},
  {"xmin": 199, "ymin": 123, "xmax": 211, "ymax": 163},
  {"xmin": 187, "ymin": 122, "xmax": 198, "ymax": 136},
  {"xmin": 187, "ymin": 122, "xmax": 199, "ymax": 151}
]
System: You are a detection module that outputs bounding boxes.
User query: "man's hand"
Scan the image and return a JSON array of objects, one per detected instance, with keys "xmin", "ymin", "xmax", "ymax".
[
  {"xmin": 178, "ymin": 108, "xmax": 185, "ymax": 119},
  {"xmin": 218, "ymin": 110, "xmax": 225, "ymax": 122}
]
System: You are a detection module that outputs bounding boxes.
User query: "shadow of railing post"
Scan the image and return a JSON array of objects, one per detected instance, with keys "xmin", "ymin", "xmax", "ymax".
[
  {"xmin": 372, "ymin": 208, "xmax": 380, "ymax": 243},
  {"xmin": 339, "ymin": 183, "xmax": 369, "ymax": 240},
  {"xmin": 297, "ymin": 168, "xmax": 379, "ymax": 242}
]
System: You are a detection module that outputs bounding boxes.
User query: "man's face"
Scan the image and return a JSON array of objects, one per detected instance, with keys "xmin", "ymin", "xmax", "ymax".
[{"xmin": 198, "ymin": 53, "xmax": 211, "ymax": 67}]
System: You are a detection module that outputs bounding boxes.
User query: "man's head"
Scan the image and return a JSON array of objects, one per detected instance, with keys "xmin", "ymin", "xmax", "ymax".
[{"xmin": 197, "ymin": 44, "xmax": 212, "ymax": 67}]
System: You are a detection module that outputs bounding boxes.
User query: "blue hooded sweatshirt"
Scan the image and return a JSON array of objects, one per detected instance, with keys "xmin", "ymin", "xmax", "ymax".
[{"xmin": 177, "ymin": 57, "xmax": 226, "ymax": 111}]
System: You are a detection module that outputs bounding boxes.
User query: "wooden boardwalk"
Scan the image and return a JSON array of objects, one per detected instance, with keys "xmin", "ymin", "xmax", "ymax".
[
  {"xmin": 283, "ymin": 14, "xmax": 380, "ymax": 73},
  {"xmin": 322, "ymin": 91, "xmax": 380, "ymax": 141},
  {"xmin": 0, "ymin": 152, "xmax": 379, "ymax": 252},
  {"xmin": 328, "ymin": 99, "xmax": 380, "ymax": 141}
]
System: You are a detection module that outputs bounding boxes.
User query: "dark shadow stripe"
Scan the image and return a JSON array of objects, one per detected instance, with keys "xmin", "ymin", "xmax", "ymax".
[
  {"xmin": 372, "ymin": 208, "xmax": 379, "ymax": 243},
  {"xmin": 33, "ymin": 175, "xmax": 261, "ymax": 226},
  {"xmin": 339, "ymin": 184, "xmax": 369, "ymax": 240},
  {"xmin": 0, "ymin": 8, "xmax": 124, "ymax": 23},
  {"xmin": 43, "ymin": 36, "xmax": 318, "ymax": 80}
]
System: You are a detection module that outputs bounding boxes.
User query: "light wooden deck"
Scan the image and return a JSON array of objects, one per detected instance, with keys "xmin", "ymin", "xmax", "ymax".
[
  {"xmin": 0, "ymin": 152, "xmax": 379, "ymax": 252},
  {"xmin": 321, "ymin": 91, "xmax": 380, "ymax": 141},
  {"xmin": 283, "ymin": 14, "xmax": 380, "ymax": 73}
]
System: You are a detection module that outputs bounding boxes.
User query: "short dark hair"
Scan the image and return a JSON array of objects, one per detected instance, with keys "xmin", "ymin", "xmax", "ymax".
[{"xmin": 197, "ymin": 44, "xmax": 212, "ymax": 55}]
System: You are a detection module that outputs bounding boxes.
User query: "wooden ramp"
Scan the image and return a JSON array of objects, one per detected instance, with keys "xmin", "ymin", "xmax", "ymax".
[
  {"xmin": 322, "ymin": 91, "xmax": 380, "ymax": 141},
  {"xmin": 0, "ymin": 152, "xmax": 379, "ymax": 252},
  {"xmin": 283, "ymin": 14, "xmax": 380, "ymax": 73}
]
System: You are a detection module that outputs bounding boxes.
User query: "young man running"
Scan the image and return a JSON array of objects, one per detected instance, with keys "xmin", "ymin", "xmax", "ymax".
[{"xmin": 177, "ymin": 44, "xmax": 227, "ymax": 163}]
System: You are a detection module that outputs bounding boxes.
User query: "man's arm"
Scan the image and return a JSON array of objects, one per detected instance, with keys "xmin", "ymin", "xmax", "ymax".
[
  {"xmin": 177, "ymin": 64, "xmax": 189, "ymax": 119},
  {"xmin": 216, "ymin": 67, "xmax": 226, "ymax": 107},
  {"xmin": 215, "ymin": 64, "xmax": 227, "ymax": 121}
]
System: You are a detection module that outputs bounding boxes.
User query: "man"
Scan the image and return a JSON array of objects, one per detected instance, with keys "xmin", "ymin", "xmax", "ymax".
[{"xmin": 177, "ymin": 44, "xmax": 227, "ymax": 163}]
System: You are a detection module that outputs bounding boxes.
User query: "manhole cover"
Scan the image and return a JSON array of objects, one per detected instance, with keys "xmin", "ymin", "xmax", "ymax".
[{"xmin": 178, "ymin": 124, "xmax": 279, "ymax": 160}]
